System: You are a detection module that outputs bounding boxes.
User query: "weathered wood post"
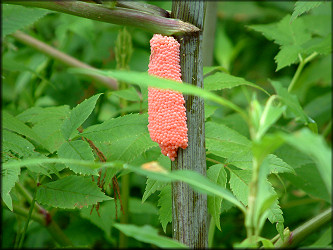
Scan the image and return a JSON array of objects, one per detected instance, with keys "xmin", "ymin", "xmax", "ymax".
[{"xmin": 171, "ymin": 1, "xmax": 207, "ymax": 248}]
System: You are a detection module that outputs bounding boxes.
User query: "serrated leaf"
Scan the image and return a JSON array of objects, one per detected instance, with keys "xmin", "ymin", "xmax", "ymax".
[
  {"xmin": 57, "ymin": 140, "xmax": 98, "ymax": 176},
  {"xmin": 206, "ymin": 121, "xmax": 252, "ymax": 169},
  {"xmin": 249, "ymin": 15, "xmax": 311, "ymax": 47},
  {"xmin": 204, "ymin": 71, "xmax": 268, "ymax": 95},
  {"xmin": 36, "ymin": 175, "xmax": 112, "ymax": 209},
  {"xmin": 158, "ymin": 184, "xmax": 172, "ymax": 233},
  {"xmin": 1, "ymin": 165, "xmax": 21, "ymax": 211},
  {"xmin": 61, "ymin": 93, "xmax": 102, "ymax": 140},
  {"xmin": 2, "ymin": 111, "xmax": 43, "ymax": 146},
  {"xmin": 110, "ymin": 87, "xmax": 141, "ymax": 102},
  {"xmin": 228, "ymin": 168, "xmax": 251, "ymax": 206},
  {"xmin": 82, "ymin": 113, "xmax": 157, "ymax": 163},
  {"xmin": 249, "ymin": 15, "xmax": 312, "ymax": 70},
  {"xmin": 107, "ymin": 133, "xmax": 157, "ymax": 163},
  {"xmin": 113, "ymin": 224, "xmax": 188, "ymax": 248},
  {"xmin": 271, "ymin": 80, "xmax": 313, "ymax": 124},
  {"xmin": 282, "ymin": 129, "xmax": 332, "ymax": 196},
  {"xmin": 2, "ymin": 4, "xmax": 50, "ymax": 38},
  {"xmin": 274, "ymin": 44, "xmax": 301, "ymax": 71},
  {"xmin": 132, "ymin": 164, "xmax": 246, "ymax": 212},
  {"xmin": 142, "ymin": 154, "xmax": 170, "ymax": 202},
  {"xmin": 207, "ymin": 164, "xmax": 227, "ymax": 231},
  {"xmin": 290, "ymin": 1, "xmax": 322, "ymax": 22},
  {"xmin": 82, "ymin": 113, "xmax": 148, "ymax": 142},
  {"xmin": 2, "ymin": 130, "xmax": 35, "ymax": 161},
  {"xmin": 17, "ymin": 106, "xmax": 70, "ymax": 153}
]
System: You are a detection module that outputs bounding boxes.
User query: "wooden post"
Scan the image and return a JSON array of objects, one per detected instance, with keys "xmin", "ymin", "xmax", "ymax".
[{"xmin": 171, "ymin": 1, "xmax": 207, "ymax": 248}]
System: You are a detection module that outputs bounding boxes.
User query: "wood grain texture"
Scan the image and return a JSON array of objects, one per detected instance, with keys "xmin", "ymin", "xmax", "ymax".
[{"xmin": 171, "ymin": 1, "xmax": 207, "ymax": 248}]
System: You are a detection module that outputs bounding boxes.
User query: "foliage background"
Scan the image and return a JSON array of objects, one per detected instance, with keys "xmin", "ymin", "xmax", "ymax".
[{"xmin": 2, "ymin": 1, "xmax": 332, "ymax": 248}]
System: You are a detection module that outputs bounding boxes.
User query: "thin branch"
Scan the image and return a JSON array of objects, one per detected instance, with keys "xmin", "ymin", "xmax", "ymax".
[
  {"xmin": 11, "ymin": 203, "xmax": 73, "ymax": 247},
  {"xmin": 115, "ymin": 0, "xmax": 170, "ymax": 17},
  {"xmin": 4, "ymin": 1, "xmax": 200, "ymax": 35},
  {"xmin": 274, "ymin": 208, "xmax": 332, "ymax": 248},
  {"xmin": 11, "ymin": 31, "xmax": 118, "ymax": 90}
]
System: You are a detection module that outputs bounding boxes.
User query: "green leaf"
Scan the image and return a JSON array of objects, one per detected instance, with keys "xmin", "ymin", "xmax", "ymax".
[
  {"xmin": 131, "ymin": 165, "xmax": 246, "ymax": 212},
  {"xmin": 283, "ymin": 163, "xmax": 330, "ymax": 203},
  {"xmin": 2, "ymin": 4, "xmax": 50, "ymax": 38},
  {"xmin": 17, "ymin": 106, "xmax": 70, "ymax": 153},
  {"xmin": 158, "ymin": 184, "xmax": 172, "ymax": 233},
  {"xmin": 249, "ymin": 15, "xmax": 311, "ymax": 47},
  {"xmin": 113, "ymin": 224, "xmax": 188, "ymax": 248},
  {"xmin": 249, "ymin": 15, "xmax": 312, "ymax": 70},
  {"xmin": 1, "ymin": 165, "xmax": 21, "ymax": 211},
  {"xmin": 169, "ymin": 170, "xmax": 245, "ymax": 212},
  {"xmin": 206, "ymin": 121, "xmax": 252, "ymax": 169},
  {"xmin": 290, "ymin": 1, "xmax": 322, "ymax": 22},
  {"xmin": 57, "ymin": 140, "xmax": 98, "ymax": 176},
  {"xmin": 109, "ymin": 87, "xmax": 141, "ymax": 102},
  {"xmin": 61, "ymin": 93, "xmax": 102, "ymax": 140},
  {"xmin": 70, "ymin": 68, "xmax": 247, "ymax": 119},
  {"xmin": 228, "ymin": 168, "xmax": 251, "ymax": 206},
  {"xmin": 129, "ymin": 198, "xmax": 158, "ymax": 215},
  {"xmin": 2, "ymin": 111, "xmax": 43, "ymax": 146},
  {"xmin": 80, "ymin": 200, "xmax": 116, "ymax": 238},
  {"xmin": 214, "ymin": 26, "xmax": 233, "ymax": 70},
  {"xmin": 2, "ymin": 130, "xmax": 36, "ymax": 161},
  {"xmin": 36, "ymin": 175, "xmax": 112, "ymax": 209},
  {"xmin": 271, "ymin": 81, "xmax": 313, "ymax": 124},
  {"xmin": 82, "ymin": 113, "xmax": 157, "ymax": 163},
  {"xmin": 274, "ymin": 44, "xmax": 301, "ymax": 71},
  {"xmin": 142, "ymin": 154, "xmax": 170, "ymax": 202},
  {"xmin": 308, "ymin": 225, "xmax": 332, "ymax": 248},
  {"xmin": 281, "ymin": 129, "xmax": 332, "ymax": 196},
  {"xmin": 204, "ymin": 71, "xmax": 269, "ymax": 95},
  {"xmin": 207, "ymin": 164, "xmax": 227, "ymax": 231},
  {"xmin": 255, "ymin": 95, "xmax": 285, "ymax": 140}
]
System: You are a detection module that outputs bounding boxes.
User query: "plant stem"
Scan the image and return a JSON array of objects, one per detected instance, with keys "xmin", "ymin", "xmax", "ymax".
[
  {"xmin": 322, "ymin": 120, "xmax": 332, "ymax": 139},
  {"xmin": 208, "ymin": 216, "xmax": 216, "ymax": 247},
  {"xmin": 288, "ymin": 52, "xmax": 318, "ymax": 92},
  {"xmin": 4, "ymin": 1, "xmax": 199, "ymax": 36},
  {"xmin": 171, "ymin": 1, "xmax": 207, "ymax": 248},
  {"xmin": 274, "ymin": 208, "xmax": 332, "ymax": 247},
  {"xmin": 119, "ymin": 174, "xmax": 130, "ymax": 247},
  {"xmin": 18, "ymin": 187, "xmax": 37, "ymax": 248},
  {"xmin": 203, "ymin": 1, "xmax": 218, "ymax": 66},
  {"xmin": 12, "ymin": 203, "xmax": 73, "ymax": 247},
  {"xmin": 11, "ymin": 31, "xmax": 118, "ymax": 90},
  {"xmin": 115, "ymin": 1, "xmax": 170, "ymax": 17},
  {"xmin": 245, "ymin": 157, "xmax": 259, "ymax": 242}
]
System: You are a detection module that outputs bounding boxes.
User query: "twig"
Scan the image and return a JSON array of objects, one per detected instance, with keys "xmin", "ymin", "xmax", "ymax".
[
  {"xmin": 11, "ymin": 31, "xmax": 118, "ymax": 90},
  {"xmin": 274, "ymin": 208, "xmax": 332, "ymax": 247},
  {"xmin": 4, "ymin": 1, "xmax": 200, "ymax": 35}
]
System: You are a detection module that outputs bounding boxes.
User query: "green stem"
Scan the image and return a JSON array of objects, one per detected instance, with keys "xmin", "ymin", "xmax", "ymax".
[
  {"xmin": 12, "ymin": 203, "xmax": 73, "ymax": 247},
  {"xmin": 115, "ymin": 0, "xmax": 170, "ymax": 17},
  {"xmin": 203, "ymin": 1, "xmax": 217, "ymax": 66},
  {"xmin": 11, "ymin": 31, "xmax": 118, "ymax": 90},
  {"xmin": 322, "ymin": 120, "xmax": 332, "ymax": 139},
  {"xmin": 274, "ymin": 208, "xmax": 332, "ymax": 247},
  {"xmin": 288, "ymin": 52, "xmax": 318, "ymax": 92},
  {"xmin": 245, "ymin": 157, "xmax": 259, "ymax": 243},
  {"xmin": 208, "ymin": 216, "xmax": 216, "ymax": 248},
  {"xmin": 15, "ymin": 182, "xmax": 44, "ymax": 212},
  {"xmin": 119, "ymin": 174, "xmax": 130, "ymax": 248},
  {"xmin": 18, "ymin": 187, "xmax": 37, "ymax": 248},
  {"xmin": 4, "ymin": 1, "xmax": 199, "ymax": 35}
]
